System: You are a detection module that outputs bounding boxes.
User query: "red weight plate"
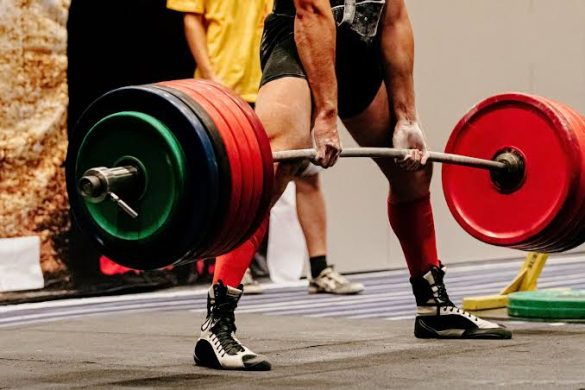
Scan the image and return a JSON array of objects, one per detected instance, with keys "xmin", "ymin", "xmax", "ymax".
[
  {"xmin": 560, "ymin": 105, "xmax": 585, "ymax": 250},
  {"xmin": 540, "ymin": 100, "xmax": 585, "ymax": 252},
  {"xmin": 199, "ymin": 80, "xmax": 274, "ymax": 243},
  {"xmin": 187, "ymin": 81, "xmax": 264, "ymax": 250},
  {"xmin": 518, "ymin": 98, "xmax": 585, "ymax": 252},
  {"xmin": 160, "ymin": 80, "xmax": 244, "ymax": 256},
  {"xmin": 164, "ymin": 80, "xmax": 246, "ymax": 256},
  {"xmin": 170, "ymin": 80, "xmax": 258, "ymax": 255},
  {"xmin": 442, "ymin": 93, "xmax": 581, "ymax": 248}
]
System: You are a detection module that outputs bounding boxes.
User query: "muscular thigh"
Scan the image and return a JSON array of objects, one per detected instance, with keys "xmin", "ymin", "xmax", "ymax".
[
  {"xmin": 341, "ymin": 84, "xmax": 432, "ymax": 200},
  {"xmin": 255, "ymin": 77, "xmax": 313, "ymax": 203}
]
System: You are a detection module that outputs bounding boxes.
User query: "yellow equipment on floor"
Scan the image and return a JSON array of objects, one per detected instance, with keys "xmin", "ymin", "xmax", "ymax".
[{"xmin": 462, "ymin": 252, "xmax": 548, "ymax": 311}]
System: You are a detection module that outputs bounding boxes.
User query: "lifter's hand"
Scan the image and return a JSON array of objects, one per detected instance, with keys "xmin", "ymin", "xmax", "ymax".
[
  {"xmin": 312, "ymin": 113, "xmax": 342, "ymax": 168},
  {"xmin": 392, "ymin": 120, "xmax": 430, "ymax": 171}
]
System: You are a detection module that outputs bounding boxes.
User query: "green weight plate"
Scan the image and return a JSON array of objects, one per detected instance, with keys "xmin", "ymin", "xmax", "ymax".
[
  {"xmin": 66, "ymin": 85, "xmax": 220, "ymax": 270},
  {"xmin": 76, "ymin": 111, "xmax": 186, "ymax": 241},
  {"xmin": 508, "ymin": 290, "xmax": 585, "ymax": 319}
]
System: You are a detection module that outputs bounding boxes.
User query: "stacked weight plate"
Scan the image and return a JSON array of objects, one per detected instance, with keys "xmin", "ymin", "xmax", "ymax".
[
  {"xmin": 66, "ymin": 80, "xmax": 273, "ymax": 270},
  {"xmin": 442, "ymin": 93, "xmax": 585, "ymax": 252},
  {"xmin": 508, "ymin": 290, "xmax": 585, "ymax": 320}
]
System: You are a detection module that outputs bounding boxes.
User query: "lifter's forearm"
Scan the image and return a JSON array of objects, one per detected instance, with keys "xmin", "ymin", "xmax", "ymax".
[
  {"xmin": 381, "ymin": 4, "xmax": 417, "ymax": 122},
  {"xmin": 294, "ymin": 0, "xmax": 337, "ymax": 119}
]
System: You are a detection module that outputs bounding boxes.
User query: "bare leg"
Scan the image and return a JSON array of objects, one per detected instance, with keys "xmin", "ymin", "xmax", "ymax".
[
  {"xmin": 296, "ymin": 172, "xmax": 364, "ymax": 294},
  {"xmin": 256, "ymin": 78, "xmax": 314, "ymax": 204},
  {"xmin": 342, "ymin": 84, "xmax": 436, "ymax": 278},
  {"xmin": 342, "ymin": 84, "xmax": 432, "ymax": 203},
  {"xmin": 295, "ymin": 174, "xmax": 327, "ymax": 258}
]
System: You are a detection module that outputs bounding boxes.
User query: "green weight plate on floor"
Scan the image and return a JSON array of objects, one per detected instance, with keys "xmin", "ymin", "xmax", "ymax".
[
  {"xmin": 508, "ymin": 290, "xmax": 585, "ymax": 319},
  {"xmin": 76, "ymin": 111, "xmax": 186, "ymax": 241}
]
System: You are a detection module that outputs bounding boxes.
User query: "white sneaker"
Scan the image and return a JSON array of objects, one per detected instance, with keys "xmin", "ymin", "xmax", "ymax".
[
  {"xmin": 308, "ymin": 266, "xmax": 364, "ymax": 295},
  {"xmin": 241, "ymin": 268, "xmax": 264, "ymax": 295}
]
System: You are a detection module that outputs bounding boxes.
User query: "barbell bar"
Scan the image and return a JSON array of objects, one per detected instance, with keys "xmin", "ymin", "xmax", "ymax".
[
  {"xmin": 272, "ymin": 147, "xmax": 511, "ymax": 170},
  {"xmin": 66, "ymin": 79, "xmax": 585, "ymax": 270},
  {"xmin": 78, "ymin": 146, "xmax": 521, "ymax": 219}
]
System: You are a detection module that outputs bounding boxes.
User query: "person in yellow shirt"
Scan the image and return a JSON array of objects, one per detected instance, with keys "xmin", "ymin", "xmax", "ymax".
[
  {"xmin": 167, "ymin": 0, "xmax": 362, "ymax": 371},
  {"xmin": 167, "ymin": 0, "xmax": 271, "ymax": 102}
]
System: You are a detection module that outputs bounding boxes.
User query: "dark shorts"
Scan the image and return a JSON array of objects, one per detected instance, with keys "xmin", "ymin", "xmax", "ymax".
[{"xmin": 259, "ymin": 13, "xmax": 384, "ymax": 119}]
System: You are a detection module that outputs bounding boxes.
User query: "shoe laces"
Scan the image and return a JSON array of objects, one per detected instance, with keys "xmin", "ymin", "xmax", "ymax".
[
  {"xmin": 209, "ymin": 301, "xmax": 245, "ymax": 355},
  {"xmin": 433, "ymin": 282, "xmax": 476, "ymax": 321},
  {"xmin": 322, "ymin": 268, "xmax": 349, "ymax": 286},
  {"xmin": 435, "ymin": 282, "xmax": 451, "ymax": 304},
  {"xmin": 440, "ymin": 305, "xmax": 478, "ymax": 322}
]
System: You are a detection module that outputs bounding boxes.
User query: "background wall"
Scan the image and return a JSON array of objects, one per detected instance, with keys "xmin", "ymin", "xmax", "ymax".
[
  {"xmin": 4, "ymin": 0, "xmax": 585, "ymax": 283},
  {"xmin": 326, "ymin": 0, "xmax": 585, "ymax": 273},
  {"xmin": 0, "ymin": 0, "xmax": 70, "ymax": 279},
  {"xmin": 66, "ymin": 0, "xmax": 194, "ymax": 284},
  {"xmin": 0, "ymin": 0, "xmax": 194, "ymax": 288}
]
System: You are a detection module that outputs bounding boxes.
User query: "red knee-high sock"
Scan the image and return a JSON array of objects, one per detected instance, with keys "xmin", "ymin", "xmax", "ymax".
[
  {"xmin": 213, "ymin": 217, "xmax": 269, "ymax": 288},
  {"xmin": 387, "ymin": 194, "xmax": 440, "ymax": 278}
]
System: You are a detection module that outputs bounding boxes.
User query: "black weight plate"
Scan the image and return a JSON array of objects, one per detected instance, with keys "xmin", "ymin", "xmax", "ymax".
[
  {"xmin": 66, "ymin": 85, "xmax": 219, "ymax": 270},
  {"xmin": 152, "ymin": 84, "xmax": 231, "ymax": 258}
]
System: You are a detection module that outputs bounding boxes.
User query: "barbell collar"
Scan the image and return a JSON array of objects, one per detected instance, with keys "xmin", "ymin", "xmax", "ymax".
[{"xmin": 78, "ymin": 165, "xmax": 143, "ymax": 203}]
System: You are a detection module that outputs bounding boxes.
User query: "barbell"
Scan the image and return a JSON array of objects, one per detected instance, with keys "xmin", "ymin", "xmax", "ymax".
[{"xmin": 65, "ymin": 79, "xmax": 585, "ymax": 270}]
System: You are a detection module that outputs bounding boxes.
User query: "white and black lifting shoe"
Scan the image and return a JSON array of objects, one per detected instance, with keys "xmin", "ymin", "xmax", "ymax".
[
  {"xmin": 410, "ymin": 265, "xmax": 512, "ymax": 339},
  {"xmin": 194, "ymin": 281, "xmax": 271, "ymax": 370}
]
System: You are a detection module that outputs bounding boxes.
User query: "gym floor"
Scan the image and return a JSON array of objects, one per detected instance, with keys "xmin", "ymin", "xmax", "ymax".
[{"xmin": 2, "ymin": 256, "xmax": 585, "ymax": 389}]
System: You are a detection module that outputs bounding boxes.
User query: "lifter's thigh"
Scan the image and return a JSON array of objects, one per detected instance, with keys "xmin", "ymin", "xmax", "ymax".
[
  {"xmin": 255, "ymin": 77, "xmax": 313, "ymax": 203},
  {"xmin": 341, "ymin": 84, "xmax": 432, "ymax": 202}
]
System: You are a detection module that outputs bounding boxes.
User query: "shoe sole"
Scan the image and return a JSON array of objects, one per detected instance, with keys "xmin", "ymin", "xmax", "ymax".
[
  {"xmin": 194, "ymin": 356, "xmax": 272, "ymax": 371},
  {"xmin": 194, "ymin": 341, "xmax": 272, "ymax": 371},
  {"xmin": 308, "ymin": 287, "xmax": 364, "ymax": 295},
  {"xmin": 415, "ymin": 330, "xmax": 513, "ymax": 339},
  {"xmin": 243, "ymin": 289, "xmax": 264, "ymax": 295},
  {"xmin": 415, "ymin": 321, "xmax": 513, "ymax": 339}
]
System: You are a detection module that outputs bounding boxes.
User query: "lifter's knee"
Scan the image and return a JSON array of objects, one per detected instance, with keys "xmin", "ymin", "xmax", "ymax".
[
  {"xmin": 295, "ymin": 173, "xmax": 320, "ymax": 193},
  {"xmin": 388, "ymin": 163, "xmax": 433, "ymax": 203},
  {"xmin": 270, "ymin": 160, "xmax": 309, "ymax": 205},
  {"xmin": 271, "ymin": 133, "xmax": 313, "ymax": 180}
]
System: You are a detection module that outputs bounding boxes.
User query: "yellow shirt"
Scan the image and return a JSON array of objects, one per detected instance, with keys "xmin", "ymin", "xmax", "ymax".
[{"xmin": 167, "ymin": 0, "xmax": 273, "ymax": 103}]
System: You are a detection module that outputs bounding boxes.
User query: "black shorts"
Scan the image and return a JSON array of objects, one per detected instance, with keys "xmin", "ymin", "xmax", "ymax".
[{"xmin": 259, "ymin": 13, "xmax": 384, "ymax": 119}]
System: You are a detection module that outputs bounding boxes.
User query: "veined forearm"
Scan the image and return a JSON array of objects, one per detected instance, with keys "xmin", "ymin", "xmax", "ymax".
[
  {"xmin": 294, "ymin": 0, "xmax": 337, "ymax": 118},
  {"xmin": 382, "ymin": 12, "xmax": 417, "ymax": 123}
]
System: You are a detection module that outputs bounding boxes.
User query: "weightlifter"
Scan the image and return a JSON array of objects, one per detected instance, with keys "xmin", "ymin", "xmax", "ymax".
[
  {"xmin": 194, "ymin": 0, "xmax": 511, "ymax": 371},
  {"xmin": 168, "ymin": 0, "xmax": 362, "ymax": 295}
]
